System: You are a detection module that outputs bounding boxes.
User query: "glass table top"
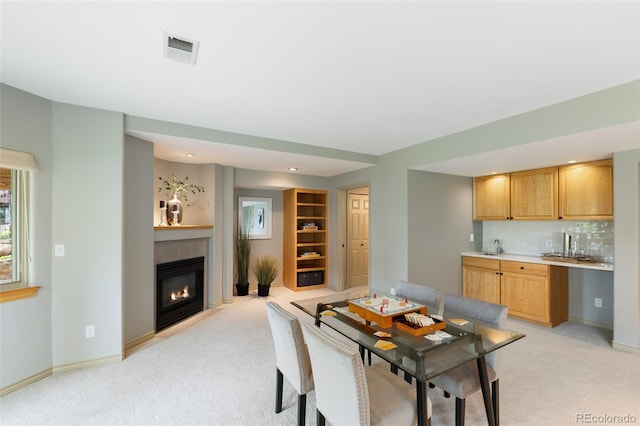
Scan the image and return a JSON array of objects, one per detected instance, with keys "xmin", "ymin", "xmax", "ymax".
[{"xmin": 292, "ymin": 289, "xmax": 525, "ymax": 381}]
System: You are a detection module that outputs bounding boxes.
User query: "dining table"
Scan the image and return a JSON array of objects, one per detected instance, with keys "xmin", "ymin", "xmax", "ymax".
[{"xmin": 292, "ymin": 289, "xmax": 525, "ymax": 426}]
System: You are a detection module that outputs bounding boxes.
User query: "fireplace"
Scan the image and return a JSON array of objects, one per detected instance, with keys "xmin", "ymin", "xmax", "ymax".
[{"xmin": 156, "ymin": 256, "xmax": 205, "ymax": 331}]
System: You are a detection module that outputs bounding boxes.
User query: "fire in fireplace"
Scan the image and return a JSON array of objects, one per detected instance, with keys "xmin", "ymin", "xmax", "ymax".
[{"xmin": 156, "ymin": 256, "xmax": 204, "ymax": 331}]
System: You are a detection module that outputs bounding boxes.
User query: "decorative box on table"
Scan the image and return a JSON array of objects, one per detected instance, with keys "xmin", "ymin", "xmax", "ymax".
[
  {"xmin": 393, "ymin": 317, "xmax": 447, "ymax": 336},
  {"xmin": 347, "ymin": 295, "xmax": 427, "ymax": 328}
]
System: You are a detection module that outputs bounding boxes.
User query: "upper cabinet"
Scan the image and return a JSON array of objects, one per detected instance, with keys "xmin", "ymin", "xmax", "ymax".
[
  {"xmin": 473, "ymin": 160, "xmax": 613, "ymax": 221},
  {"xmin": 559, "ymin": 159, "xmax": 613, "ymax": 220},
  {"xmin": 473, "ymin": 173, "xmax": 511, "ymax": 220},
  {"xmin": 510, "ymin": 167, "xmax": 558, "ymax": 220}
]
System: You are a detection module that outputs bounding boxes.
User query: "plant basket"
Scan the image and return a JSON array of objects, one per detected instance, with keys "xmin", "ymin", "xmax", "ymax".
[
  {"xmin": 236, "ymin": 282, "xmax": 249, "ymax": 296},
  {"xmin": 257, "ymin": 284, "xmax": 271, "ymax": 297}
]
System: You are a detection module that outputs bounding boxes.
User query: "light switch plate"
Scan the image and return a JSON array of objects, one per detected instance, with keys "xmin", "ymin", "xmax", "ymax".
[{"xmin": 54, "ymin": 244, "xmax": 65, "ymax": 257}]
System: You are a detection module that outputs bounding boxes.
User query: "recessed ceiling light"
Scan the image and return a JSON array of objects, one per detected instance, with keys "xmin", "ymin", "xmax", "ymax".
[
  {"xmin": 185, "ymin": 153, "xmax": 195, "ymax": 158},
  {"xmin": 567, "ymin": 160, "xmax": 577, "ymax": 164},
  {"xmin": 288, "ymin": 167, "xmax": 298, "ymax": 172},
  {"xmin": 490, "ymin": 172, "xmax": 498, "ymax": 175}
]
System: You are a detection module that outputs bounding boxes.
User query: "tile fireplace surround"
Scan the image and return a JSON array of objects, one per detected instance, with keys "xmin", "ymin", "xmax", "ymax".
[{"xmin": 154, "ymin": 227, "xmax": 212, "ymax": 331}]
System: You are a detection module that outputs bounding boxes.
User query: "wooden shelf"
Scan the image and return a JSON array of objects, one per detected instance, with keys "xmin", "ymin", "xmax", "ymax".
[{"xmin": 284, "ymin": 188, "xmax": 328, "ymax": 291}]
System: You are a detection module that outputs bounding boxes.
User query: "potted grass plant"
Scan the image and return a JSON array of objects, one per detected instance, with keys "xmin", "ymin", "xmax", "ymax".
[
  {"xmin": 235, "ymin": 227, "xmax": 251, "ymax": 296},
  {"xmin": 252, "ymin": 255, "xmax": 280, "ymax": 297}
]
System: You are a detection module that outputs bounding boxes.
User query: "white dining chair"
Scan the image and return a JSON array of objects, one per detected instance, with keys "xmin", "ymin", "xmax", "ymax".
[
  {"xmin": 265, "ymin": 302, "xmax": 314, "ymax": 426},
  {"xmin": 303, "ymin": 322, "xmax": 431, "ymax": 426}
]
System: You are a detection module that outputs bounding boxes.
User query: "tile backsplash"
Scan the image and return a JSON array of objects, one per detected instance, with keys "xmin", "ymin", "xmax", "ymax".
[{"xmin": 482, "ymin": 221, "xmax": 614, "ymax": 262}]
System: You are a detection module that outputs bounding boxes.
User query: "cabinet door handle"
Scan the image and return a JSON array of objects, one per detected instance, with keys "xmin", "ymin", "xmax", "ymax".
[{"xmin": 520, "ymin": 266, "xmax": 524, "ymax": 270}]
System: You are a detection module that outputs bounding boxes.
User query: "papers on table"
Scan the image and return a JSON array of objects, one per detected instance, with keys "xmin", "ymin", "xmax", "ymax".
[
  {"xmin": 425, "ymin": 330, "xmax": 453, "ymax": 341},
  {"xmin": 374, "ymin": 340, "xmax": 397, "ymax": 351},
  {"xmin": 450, "ymin": 318, "xmax": 469, "ymax": 325}
]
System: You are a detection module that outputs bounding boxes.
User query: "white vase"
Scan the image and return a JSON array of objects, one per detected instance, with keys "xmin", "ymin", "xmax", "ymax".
[{"xmin": 167, "ymin": 193, "xmax": 183, "ymax": 225}]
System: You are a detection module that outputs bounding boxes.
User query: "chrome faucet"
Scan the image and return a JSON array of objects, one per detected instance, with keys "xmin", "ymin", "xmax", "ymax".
[{"xmin": 493, "ymin": 239, "xmax": 504, "ymax": 254}]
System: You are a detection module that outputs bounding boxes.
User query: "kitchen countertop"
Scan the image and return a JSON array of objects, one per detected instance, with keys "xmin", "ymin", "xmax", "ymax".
[{"xmin": 461, "ymin": 252, "xmax": 614, "ymax": 271}]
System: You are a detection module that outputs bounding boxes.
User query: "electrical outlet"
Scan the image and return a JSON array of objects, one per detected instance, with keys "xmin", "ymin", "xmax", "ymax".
[
  {"xmin": 470, "ymin": 233, "xmax": 474, "ymax": 242},
  {"xmin": 389, "ymin": 287, "xmax": 395, "ymax": 296},
  {"xmin": 594, "ymin": 298, "xmax": 603, "ymax": 308},
  {"xmin": 85, "ymin": 325, "xmax": 95, "ymax": 338},
  {"xmin": 545, "ymin": 239, "xmax": 553, "ymax": 248}
]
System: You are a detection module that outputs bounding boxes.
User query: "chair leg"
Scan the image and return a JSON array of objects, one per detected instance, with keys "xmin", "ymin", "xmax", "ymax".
[
  {"xmin": 297, "ymin": 394, "xmax": 306, "ymax": 426},
  {"xmin": 404, "ymin": 371, "xmax": 413, "ymax": 384},
  {"xmin": 317, "ymin": 410, "xmax": 326, "ymax": 426},
  {"xmin": 368, "ymin": 349, "xmax": 372, "ymax": 365},
  {"xmin": 275, "ymin": 369, "xmax": 283, "ymax": 413},
  {"xmin": 455, "ymin": 397, "xmax": 466, "ymax": 426},
  {"xmin": 492, "ymin": 379, "xmax": 500, "ymax": 425}
]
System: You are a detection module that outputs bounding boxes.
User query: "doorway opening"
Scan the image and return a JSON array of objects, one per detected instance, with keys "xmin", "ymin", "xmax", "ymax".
[{"xmin": 344, "ymin": 186, "xmax": 369, "ymax": 289}]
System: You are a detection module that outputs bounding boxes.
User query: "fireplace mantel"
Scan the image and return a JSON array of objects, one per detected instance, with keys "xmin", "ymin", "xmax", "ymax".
[{"xmin": 154, "ymin": 225, "xmax": 213, "ymax": 242}]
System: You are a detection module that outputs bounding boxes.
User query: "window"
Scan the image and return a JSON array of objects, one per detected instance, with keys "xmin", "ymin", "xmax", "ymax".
[
  {"xmin": 0, "ymin": 168, "xmax": 26, "ymax": 288},
  {"xmin": 0, "ymin": 148, "xmax": 37, "ymax": 299}
]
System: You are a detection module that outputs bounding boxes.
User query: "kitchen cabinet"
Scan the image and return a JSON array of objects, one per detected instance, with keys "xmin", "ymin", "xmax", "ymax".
[
  {"xmin": 473, "ymin": 160, "xmax": 612, "ymax": 221},
  {"xmin": 559, "ymin": 159, "xmax": 613, "ymax": 220},
  {"xmin": 462, "ymin": 256, "xmax": 501, "ymax": 304},
  {"xmin": 283, "ymin": 188, "xmax": 328, "ymax": 291},
  {"xmin": 500, "ymin": 260, "xmax": 568, "ymax": 327},
  {"xmin": 510, "ymin": 166, "xmax": 558, "ymax": 220},
  {"xmin": 462, "ymin": 256, "xmax": 568, "ymax": 327},
  {"xmin": 472, "ymin": 174, "xmax": 510, "ymax": 220}
]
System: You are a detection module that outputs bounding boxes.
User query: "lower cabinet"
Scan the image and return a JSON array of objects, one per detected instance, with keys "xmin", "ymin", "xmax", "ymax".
[
  {"xmin": 462, "ymin": 256, "xmax": 501, "ymax": 304},
  {"xmin": 462, "ymin": 256, "xmax": 568, "ymax": 327}
]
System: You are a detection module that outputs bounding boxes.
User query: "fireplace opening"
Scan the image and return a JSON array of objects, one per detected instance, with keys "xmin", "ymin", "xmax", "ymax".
[{"xmin": 156, "ymin": 256, "xmax": 204, "ymax": 332}]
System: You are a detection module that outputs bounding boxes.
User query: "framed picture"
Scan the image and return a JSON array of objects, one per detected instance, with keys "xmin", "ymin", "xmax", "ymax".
[{"xmin": 238, "ymin": 197, "xmax": 272, "ymax": 239}]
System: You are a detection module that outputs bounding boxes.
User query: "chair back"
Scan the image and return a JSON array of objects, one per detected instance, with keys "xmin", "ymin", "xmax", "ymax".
[
  {"xmin": 442, "ymin": 293, "xmax": 508, "ymax": 369},
  {"xmin": 302, "ymin": 323, "xmax": 370, "ymax": 426},
  {"xmin": 396, "ymin": 280, "xmax": 444, "ymax": 317},
  {"xmin": 265, "ymin": 302, "xmax": 314, "ymax": 395}
]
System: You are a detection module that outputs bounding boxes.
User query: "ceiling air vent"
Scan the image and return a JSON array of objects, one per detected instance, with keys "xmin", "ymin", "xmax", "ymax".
[{"xmin": 163, "ymin": 31, "xmax": 199, "ymax": 65}]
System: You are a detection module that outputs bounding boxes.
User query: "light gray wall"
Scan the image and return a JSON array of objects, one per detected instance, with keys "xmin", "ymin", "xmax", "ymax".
[
  {"xmin": 124, "ymin": 136, "xmax": 154, "ymax": 344},
  {"xmin": 613, "ymin": 148, "xmax": 640, "ymax": 349},
  {"xmin": 407, "ymin": 170, "xmax": 475, "ymax": 295},
  {"xmin": 234, "ymin": 188, "xmax": 284, "ymax": 286},
  {"xmin": 568, "ymin": 269, "xmax": 614, "ymax": 326},
  {"xmin": 51, "ymin": 103, "xmax": 124, "ymax": 367},
  {"xmin": 0, "ymin": 84, "xmax": 53, "ymax": 389}
]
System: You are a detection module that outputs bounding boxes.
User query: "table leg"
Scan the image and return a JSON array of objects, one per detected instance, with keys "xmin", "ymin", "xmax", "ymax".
[
  {"xmin": 416, "ymin": 379, "xmax": 431, "ymax": 426},
  {"xmin": 477, "ymin": 356, "xmax": 496, "ymax": 426},
  {"xmin": 314, "ymin": 303, "xmax": 323, "ymax": 327}
]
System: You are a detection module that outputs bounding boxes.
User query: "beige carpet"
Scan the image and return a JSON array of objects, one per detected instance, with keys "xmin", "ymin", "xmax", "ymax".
[{"xmin": 1, "ymin": 285, "xmax": 638, "ymax": 425}]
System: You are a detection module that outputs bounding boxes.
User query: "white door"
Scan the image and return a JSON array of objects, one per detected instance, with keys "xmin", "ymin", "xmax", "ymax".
[{"xmin": 347, "ymin": 190, "xmax": 369, "ymax": 288}]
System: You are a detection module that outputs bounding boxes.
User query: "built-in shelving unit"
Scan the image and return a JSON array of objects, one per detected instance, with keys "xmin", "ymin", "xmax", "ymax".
[{"xmin": 283, "ymin": 188, "xmax": 328, "ymax": 291}]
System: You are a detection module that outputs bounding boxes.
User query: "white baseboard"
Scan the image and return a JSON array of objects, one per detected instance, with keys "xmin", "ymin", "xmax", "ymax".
[
  {"xmin": 568, "ymin": 316, "xmax": 613, "ymax": 330},
  {"xmin": 125, "ymin": 331, "xmax": 155, "ymax": 355},
  {"xmin": 611, "ymin": 340, "xmax": 640, "ymax": 354},
  {"xmin": 0, "ymin": 368, "xmax": 53, "ymax": 397},
  {"xmin": 52, "ymin": 354, "xmax": 123, "ymax": 375}
]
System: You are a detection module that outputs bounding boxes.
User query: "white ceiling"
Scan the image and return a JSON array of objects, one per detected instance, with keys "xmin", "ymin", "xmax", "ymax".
[{"xmin": 2, "ymin": 1, "xmax": 639, "ymax": 177}]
